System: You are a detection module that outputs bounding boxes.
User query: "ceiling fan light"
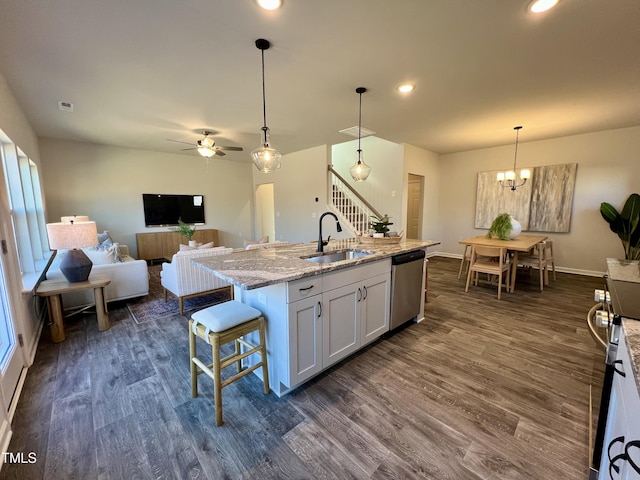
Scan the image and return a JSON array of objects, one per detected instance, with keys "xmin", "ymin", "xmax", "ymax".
[{"xmin": 197, "ymin": 146, "xmax": 215, "ymax": 157}]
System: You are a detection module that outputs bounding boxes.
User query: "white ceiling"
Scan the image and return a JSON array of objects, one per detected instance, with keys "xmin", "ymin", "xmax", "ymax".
[{"xmin": 0, "ymin": 0, "xmax": 639, "ymax": 159}]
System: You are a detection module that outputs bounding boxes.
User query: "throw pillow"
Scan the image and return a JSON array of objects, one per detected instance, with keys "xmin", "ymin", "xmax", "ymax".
[
  {"xmin": 244, "ymin": 236, "xmax": 269, "ymax": 248},
  {"xmin": 178, "ymin": 241, "xmax": 215, "ymax": 252},
  {"xmin": 97, "ymin": 230, "xmax": 113, "ymax": 245},
  {"xmin": 83, "ymin": 244, "xmax": 117, "ymax": 265}
]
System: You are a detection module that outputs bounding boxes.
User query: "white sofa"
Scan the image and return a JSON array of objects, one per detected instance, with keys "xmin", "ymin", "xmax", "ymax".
[
  {"xmin": 46, "ymin": 244, "xmax": 149, "ymax": 310},
  {"xmin": 160, "ymin": 246, "xmax": 234, "ymax": 315}
]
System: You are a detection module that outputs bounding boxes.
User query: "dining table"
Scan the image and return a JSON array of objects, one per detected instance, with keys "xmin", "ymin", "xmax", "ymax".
[{"xmin": 459, "ymin": 234, "xmax": 548, "ymax": 293}]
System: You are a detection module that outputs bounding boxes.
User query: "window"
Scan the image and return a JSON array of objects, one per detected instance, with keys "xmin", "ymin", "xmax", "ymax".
[{"xmin": 0, "ymin": 129, "xmax": 49, "ymax": 287}]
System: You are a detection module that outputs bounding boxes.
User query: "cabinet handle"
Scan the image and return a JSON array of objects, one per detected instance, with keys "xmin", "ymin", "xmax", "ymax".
[
  {"xmin": 613, "ymin": 359, "xmax": 626, "ymax": 377},
  {"xmin": 317, "ymin": 301, "xmax": 322, "ymax": 318},
  {"xmin": 626, "ymin": 440, "xmax": 640, "ymax": 474},
  {"xmin": 363, "ymin": 285, "xmax": 368, "ymax": 300},
  {"xmin": 298, "ymin": 285, "xmax": 314, "ymax": 292},
  {"xmin": 357, "ymin": 288, "xmax": 362, "ymax": 301}
]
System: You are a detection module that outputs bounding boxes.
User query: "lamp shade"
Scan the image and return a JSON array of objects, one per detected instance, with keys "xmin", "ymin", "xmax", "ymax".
[
  {"xmin": 46, "ymin": 221, "xmax": 98, "ymax": 250},
  {"xmin": 61, "ymin": 215, "xmax": 90, "ymax": 223},
  {"xmin": 46, "ymin": 221, "xmax": 98, "ymax": 283}
]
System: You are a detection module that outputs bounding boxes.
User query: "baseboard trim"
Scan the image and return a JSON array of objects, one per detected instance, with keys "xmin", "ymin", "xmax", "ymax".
[{"xmin": 428, "ymin": 252, "xmax": 606, "ymax": 278}]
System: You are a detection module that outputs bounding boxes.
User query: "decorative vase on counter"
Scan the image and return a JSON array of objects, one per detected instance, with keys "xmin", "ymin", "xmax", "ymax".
[
  {"xmin": 189, "ymin": 240, "xmax": 197, "ymax": 247},
  {"xmin": 509, "ymin": 216, "xmax": 522, "ymax": 239},
  {"xmin": 373, "ymin": 233, "xmax": 385, "ymax": 238}
]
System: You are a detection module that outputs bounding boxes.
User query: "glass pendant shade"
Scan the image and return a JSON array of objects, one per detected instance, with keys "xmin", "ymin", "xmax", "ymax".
[
  {"xmin": 251, "ymin": 127, "xmax": 281, "ymax": 172},
  {"xmin": 350, "ymin": 149, "xmax": 371, "ymax": 182}
]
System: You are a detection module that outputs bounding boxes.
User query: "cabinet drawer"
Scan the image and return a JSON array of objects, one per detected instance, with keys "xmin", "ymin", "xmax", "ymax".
[{"xmin": 287, "ymin": 276, "xmax": 323, "ymax": 303}]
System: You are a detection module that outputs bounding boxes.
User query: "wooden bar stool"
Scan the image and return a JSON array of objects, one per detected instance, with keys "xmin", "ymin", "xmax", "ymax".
[{"xmin": 189, "ymin": 300, "xmax": 269, "ymax": 426}]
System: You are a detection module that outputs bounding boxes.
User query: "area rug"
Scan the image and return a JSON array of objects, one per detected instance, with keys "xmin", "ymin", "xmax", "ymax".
[{"xmin": 127, "ymin": 264, "xmax": 231, "ymax": 324}]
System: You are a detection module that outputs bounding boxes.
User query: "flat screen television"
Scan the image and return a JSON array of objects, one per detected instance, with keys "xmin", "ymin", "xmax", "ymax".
[{"xmin": 142, "ymin": 193, "xmax": 205, "ymax": 227}]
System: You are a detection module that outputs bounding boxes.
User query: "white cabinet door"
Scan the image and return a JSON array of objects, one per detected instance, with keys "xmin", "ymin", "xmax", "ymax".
[
  {"xmin": 322, "ymin": 283, "xmax": 360, "ymax": 368},
  {"xmin": 287, "ymin": 295, "xmax": 322, "ymax": 387},
  {"xmin": 360, "ymin": 273, "xmax": 390, "ymax": 346}
]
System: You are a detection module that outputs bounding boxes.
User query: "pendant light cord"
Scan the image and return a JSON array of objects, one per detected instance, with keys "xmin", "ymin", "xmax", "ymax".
[
  {"xmin": 513, "ymin": 126, "xmax": 521, "ymax": 171},
  {"xmin": 357, "ymin": 90, "xmax": 362, "ymax": 154},
  {"xmin": 260, "ymin": 48, "xmax": 268, "ymax": 145}
]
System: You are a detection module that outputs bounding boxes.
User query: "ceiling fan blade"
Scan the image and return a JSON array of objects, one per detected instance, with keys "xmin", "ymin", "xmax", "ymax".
[
  {"xmin": 181, "ymin": 147, "xmax": 196, "ymax": 151},
  {"xmin": 217, "ymin": 146, "xmax": 243, "ymax": 151},
  {"xmin": 167, "ymin": 138, "xmax": 195, "ymax": 146},
  {"xmin": 215, "ymin": 150, "xmax": 226, "ymax": 157}
]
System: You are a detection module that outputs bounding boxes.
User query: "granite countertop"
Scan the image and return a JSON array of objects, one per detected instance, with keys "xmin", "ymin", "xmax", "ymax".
[
  {"xmin": 607, "ymin": 259, "xmax": 640, "ymax": 398},
  {"xmin": 623, "ymin": 319, "xmax": 640, "ymax": 398},
  {"xmin": 192, "ymin": 238, "xmax": 440, "ymax": 290}
]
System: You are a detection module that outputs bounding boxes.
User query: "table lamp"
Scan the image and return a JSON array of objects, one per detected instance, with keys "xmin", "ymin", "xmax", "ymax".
[
  {"xmin": 46, "ymin": 221, "xmax": 98, "ymax": 283},
  {"xmin": 60, "ymin": 215, "xmax": 89, "ymax": 223}
]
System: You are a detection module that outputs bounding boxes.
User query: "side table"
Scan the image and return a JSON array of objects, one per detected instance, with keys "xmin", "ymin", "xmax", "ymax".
[{"xmin": 36, "ymin": 273, "xmax": 111, "ymax": 342}]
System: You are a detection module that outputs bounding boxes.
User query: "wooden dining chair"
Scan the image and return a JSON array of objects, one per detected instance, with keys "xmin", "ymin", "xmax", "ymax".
[
  {"xmin": 517, "ymin": 242, "xmax": 546, "ymax": 292},
  {"xmin": 457, "ymin": 244, "xmax": 471, "ymax": 280},
  {"xmin": 517, "ymin": 240, "xmax": 555, "ymax": 291},
  {"xmin": 542, "ymin": 240, "xmax": 556, "ymax": 283},
  {"xmin": 465, "ymin": 245, "xmax": 511, "ymax": 299}
]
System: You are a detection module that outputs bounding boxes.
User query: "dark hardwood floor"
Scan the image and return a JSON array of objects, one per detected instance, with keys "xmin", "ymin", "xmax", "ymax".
[{"xmin": 1, "ymin": 257, "xmax": 606, "ymax": 479}]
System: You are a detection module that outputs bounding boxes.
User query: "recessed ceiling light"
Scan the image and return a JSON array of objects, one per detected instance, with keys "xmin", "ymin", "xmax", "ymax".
[
  {"xmin": 256, "ymin": 0, "xmax": 282, "ymax": 10},
  {"xmin": 397, "ymin": 84, "xmax": 415, "ymax": 94},
  {"xmin": 529, "ymin": 0, "xmax": 559, "ymax": 13}
]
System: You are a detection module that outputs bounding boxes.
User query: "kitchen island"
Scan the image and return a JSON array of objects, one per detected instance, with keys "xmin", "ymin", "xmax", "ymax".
[{"xmin": 193, "ymin": 238, "xmax": 440, "ymax": 396}]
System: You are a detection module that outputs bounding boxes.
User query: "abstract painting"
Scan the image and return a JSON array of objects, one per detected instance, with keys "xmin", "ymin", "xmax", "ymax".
[{"xmin": 475, "ymin": 163, "xmax": 577, "ymax": 232}]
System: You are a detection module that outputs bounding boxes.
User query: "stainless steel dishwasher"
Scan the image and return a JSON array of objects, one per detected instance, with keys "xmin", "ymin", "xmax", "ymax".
[{"xmin": 390, "ymin": 249, "xmax": 426, "ymax": 329}]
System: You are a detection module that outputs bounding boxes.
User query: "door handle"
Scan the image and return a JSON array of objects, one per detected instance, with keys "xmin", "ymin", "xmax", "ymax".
[
  {"xmin": 298, "ymin": 285, "xmax": 314, "ymax": 292},
  {"xmin": 317, "ymin": 301, "xmax": 322, "ymax": 318},
  {"xmin": 625, "ymin": 440, "xmax": 640, "ymax": 474},
  {"xmin": 363, "ymin": 285, "xmax": 368, "ymax": 300},
  {"xmin": 357, "ymin": 288, "xmax": 362, "ymax": 301}
]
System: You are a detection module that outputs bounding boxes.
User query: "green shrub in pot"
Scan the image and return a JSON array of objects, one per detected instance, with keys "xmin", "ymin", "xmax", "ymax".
[
  {"xmin": 486, "ymin": 213, "xmax": 513, "ymax": 241},
  {"xmin": 170, "ymin": 219, "xmax": 196, "ymax": 240},
  {"xmin": 600, "ymin": 193, "xmax": 640, "ymax": 260}
]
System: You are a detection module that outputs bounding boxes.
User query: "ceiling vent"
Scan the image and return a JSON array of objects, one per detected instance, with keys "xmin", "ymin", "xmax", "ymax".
[
  {"xmin": 339, "ymin": 125, "xmax": 375, "ymax": 138},
  {"xmin": 58, "ymin": 101, "xmax": 74, "ymax": 112}
]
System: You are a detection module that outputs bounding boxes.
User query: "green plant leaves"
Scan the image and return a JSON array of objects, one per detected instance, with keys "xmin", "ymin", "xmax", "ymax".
[{"xmin": 600, "ymin": 193, "xmax": 640, "ymax": 260}]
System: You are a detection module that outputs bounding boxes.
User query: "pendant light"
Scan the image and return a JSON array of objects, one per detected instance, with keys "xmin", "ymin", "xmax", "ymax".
[
  {"xmin": 251, "ymin": 39, "xmax": 282, "ymax": 173},
  {"xmin": 497, "ymin": 126, "xmax": 531, "ymax": 191},
  {"xmin": 349, "ymin": 87, "xmax": 371, "ymax": 182}
]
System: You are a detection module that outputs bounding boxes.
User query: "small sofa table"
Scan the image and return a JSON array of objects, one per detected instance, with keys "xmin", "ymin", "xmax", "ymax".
[{"xmin": 36, "ymin": 273, "xmax": 111, "ymax": 342}]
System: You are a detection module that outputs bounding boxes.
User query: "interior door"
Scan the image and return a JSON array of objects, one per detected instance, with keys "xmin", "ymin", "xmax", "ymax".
[{"xmin": 406, "ymin": 174, "xmax": 424, "ymax": 240}]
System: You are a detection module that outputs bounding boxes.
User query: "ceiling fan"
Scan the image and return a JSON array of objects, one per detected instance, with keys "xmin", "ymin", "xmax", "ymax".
[{"xmin": 167, "ymin": 131, "xmax": 243, "ymax": 157}]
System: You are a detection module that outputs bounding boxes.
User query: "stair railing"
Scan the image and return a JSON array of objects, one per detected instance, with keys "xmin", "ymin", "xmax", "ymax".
[{"xmin": 328, "ymin": 165, "xmax": 383, "ymax": 236}]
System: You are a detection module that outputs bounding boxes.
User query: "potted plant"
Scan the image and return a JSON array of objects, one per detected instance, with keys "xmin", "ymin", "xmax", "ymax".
[
  {"xmin": 486, "ymin": 213, "xmax": 521, "ymax": 240},
  {"xmin": 370, "ymin": 214, "xmax": 393, "ymax": 237},
  {"xmin": 171, "ymin": 219, "xmax": 197, "ymax": 246},
  {"xmin": 600, "ymin": 193, "xmax": 640, "ymax": 260}
]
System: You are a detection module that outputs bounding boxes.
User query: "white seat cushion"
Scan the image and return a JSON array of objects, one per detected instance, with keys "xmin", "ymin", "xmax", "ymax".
[{"xmin": 191, "ymin": 301, "xmax": 262, "ymax": 340}]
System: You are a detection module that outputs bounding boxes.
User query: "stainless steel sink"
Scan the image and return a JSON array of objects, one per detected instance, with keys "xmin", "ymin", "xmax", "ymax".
[{"xmin": 302, "ymin": 248, "xmax": 373, "ymax": 264}]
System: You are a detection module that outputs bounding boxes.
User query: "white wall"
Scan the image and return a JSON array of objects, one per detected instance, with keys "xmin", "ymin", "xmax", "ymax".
[
  {"xmin": 402, "ymin": 143, "xmax": 441, "ymax": 242},
  {"xmin": 252, "ymin": 144, "xmax": 341, "ymax": 244},
  {"xmin": 437, "ymin": 126, "xmax": 640, "ymax": 274},
  {"xmin": 39, "ymin": 138, "xmax": 255, "ymax": 253}
]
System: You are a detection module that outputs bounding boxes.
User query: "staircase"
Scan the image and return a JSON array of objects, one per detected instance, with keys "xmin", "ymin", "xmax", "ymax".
[{"xmin": 328, "ymin": 166, "xmax": 383, "ymax": 236}]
